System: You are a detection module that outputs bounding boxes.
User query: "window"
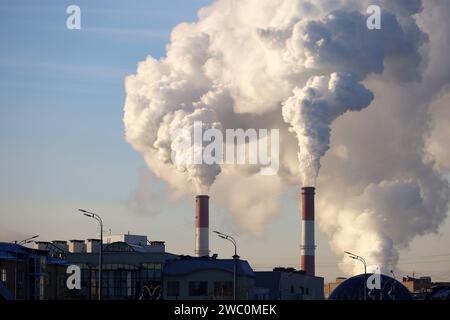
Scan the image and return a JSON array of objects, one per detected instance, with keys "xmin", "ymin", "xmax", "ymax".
[
  {"xmin": 1, "ymin": 269, "xmax": 6, "ymax": 282},
  {"xmin": 214, "ymin": 282, "xmax": 232, "ymax": 297},
  {"xmin": 305, "ymin": 287, "xmax": 309, "ymax": 295},
  {"xmin": 167, "ymin": 281, "xmax": 180, "ymax": 297},
  {"xmin": 299, "ymin": 286, "xmax": 304, "ymax": 295},
  {"xmin": 290, "ymin": 286, "xmax": 294, "ymax": 294},
  {"xmin": 141, "ymin": 263, "xmax": 162, "ymax": 282},
  {"xmin": 188, "ymin": 281, "xmax": 208, "ymax": 296},
  {"xmin": 108, "ymin": 270, "xmax": 137, "ymax": 298},
  {"xmin": 104, "ymin": 242, "xmax": 134, "ymax": 252}
]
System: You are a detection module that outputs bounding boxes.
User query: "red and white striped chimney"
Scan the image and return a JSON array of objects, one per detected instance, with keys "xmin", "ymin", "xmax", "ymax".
[
  {"xmin": 195, "ymin": 195, "xmax": 210, "ymax": 257},
  {"xmin": 300, "ymin": 187, "xmax": 315, "ymax": 276}
]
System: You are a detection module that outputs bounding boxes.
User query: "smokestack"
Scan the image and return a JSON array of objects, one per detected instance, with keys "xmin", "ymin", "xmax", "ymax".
[
  {"xmin": 300, "ymin": 187, "xmax": 315, "ymax": 276},
  {"xmin": 195, "ymin": 195, "xmax": 210, "ymax": 257}
]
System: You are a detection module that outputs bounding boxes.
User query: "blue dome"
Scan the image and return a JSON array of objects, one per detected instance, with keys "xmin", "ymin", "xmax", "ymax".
[{"xmin": 329, "ymin": 274, "xmax": 412, "ymax": 300}]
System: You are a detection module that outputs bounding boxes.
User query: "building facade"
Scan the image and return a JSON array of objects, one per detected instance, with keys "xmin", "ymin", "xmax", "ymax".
[
  {"xmin": 62, "ymin": 236, "xmax": 171, "ymax": 300},
  {"xmin": 163, "ymin": 256, "xmax": 255, "ymax": 300},
  {"xmin": 255, "ymin": 268, "xmax": 324, "ymax": 300},
  {"xmin": 0, "ymin": 242, "xmax": 68, "ymax": 300}
]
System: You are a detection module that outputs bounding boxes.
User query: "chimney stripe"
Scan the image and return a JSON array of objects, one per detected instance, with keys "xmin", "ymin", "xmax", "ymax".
[
  {"xmin": 301, "ymin": 187, "xmax": 316, "ymax": 276},
  {"xmin": 195, "ymin": 195, "xmax": 210, "ymax": 256}
]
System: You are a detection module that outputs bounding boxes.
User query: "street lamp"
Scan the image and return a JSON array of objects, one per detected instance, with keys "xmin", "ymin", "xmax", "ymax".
[
  {"xmin": 14, "ymin": 235, "xmax": 39, "ymax": 300},
  {"xmin": 214, "ymin": 231, "xmax": 239, "ymax": 300},
  {"xmin": 344, "ymin": 251, "xmax": 367, "ymax": 301},
  {"xmin": 78, "ymin": 209, "xmax": 103, "ymax": 301}
]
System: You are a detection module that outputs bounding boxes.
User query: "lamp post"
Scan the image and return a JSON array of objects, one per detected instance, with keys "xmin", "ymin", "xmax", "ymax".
[
  {"xmin": 344, "ymin": 251, "xmax": 367, "ymax": 301},
  {"xmin": 214, "ymin": 231, "xmax": 238, "ymax": 300},
  {"xmin": 78, "ymin": 209, "xmax": 103, "ymax": 301},
  {"xmin": 14, "ymin": 235, "xmax": 39, "ymax": 300}
]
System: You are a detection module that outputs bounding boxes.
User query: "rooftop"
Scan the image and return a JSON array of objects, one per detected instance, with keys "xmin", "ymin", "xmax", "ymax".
[{"xmin": 164, "ymin": 256, "xmax": 255, "ymax": 277}]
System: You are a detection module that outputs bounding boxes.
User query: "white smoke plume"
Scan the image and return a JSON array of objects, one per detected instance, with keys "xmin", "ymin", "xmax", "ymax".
[
  {"xmin": 282, "ymin": 73, "xmax": 374, "ymax": 185},
  {"xmin": 154, "ymin": 107, "xmax": 222, "ymax": 193},
  {"xmin": 124, "ymin": 0, "xmax": 450, "ymax": 274}
]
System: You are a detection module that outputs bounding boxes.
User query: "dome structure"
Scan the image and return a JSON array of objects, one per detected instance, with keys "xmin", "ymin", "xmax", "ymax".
[{"xmin": 329, "ymin": 273, "xmax": 413, "ymax": 300}]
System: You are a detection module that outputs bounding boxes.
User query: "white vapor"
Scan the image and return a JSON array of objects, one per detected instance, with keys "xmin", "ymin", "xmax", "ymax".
[
  {"xmin": 282, "ymin": 73, "xmax": 374, "ymax": 185},
  {"xmin": 124, "ymin": 0, "xmax": 450, "ymax": 273}
]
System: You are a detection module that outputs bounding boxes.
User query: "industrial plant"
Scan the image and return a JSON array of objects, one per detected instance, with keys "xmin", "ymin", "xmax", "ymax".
[{"xmin": 1, "ymin": 188, "xmax": 449, "ymax": 301}]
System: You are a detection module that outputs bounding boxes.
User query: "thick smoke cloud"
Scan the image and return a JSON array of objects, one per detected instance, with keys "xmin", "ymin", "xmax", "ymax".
[
  {"xmin": 427, "ymin": 90, "xmax": 450, "ymax": 171},
  {"xmin": 154, "ymin": 107, "xmax": 222, "ymax": 192},
  {"xmin": 317, "ymin": 0, "xmax": 450, "ymax": 274},
  {"xmin": 124, "ymin": 0, "xmax": 450, "ymax": 274}
]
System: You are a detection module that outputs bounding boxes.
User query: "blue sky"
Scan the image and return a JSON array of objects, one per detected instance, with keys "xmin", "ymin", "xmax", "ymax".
[
  {"xmin": 0, "ymin": 0, "xmax": 216, "ymax": 249},
  {"xmin": 1, "ymin": 0, "xmax": 449, "ymax": 283},
  {"xmin": 0, "ymin": 0, "xmax": 213, "ymax": 203}
]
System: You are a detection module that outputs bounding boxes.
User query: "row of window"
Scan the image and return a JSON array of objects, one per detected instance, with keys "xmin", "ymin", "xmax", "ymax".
[
  {"xmin": 0, "ymin": 267, "xmax": 46, "ymax": 300},
  {"xmin": 74, "ymin": 265, "xmax": 163, "ymax": 298},
  {"xmin": 77, "ymin": 263, "xmax": 163, "ymax": 271},
  {"xmin": 167, "ymin": 281, "xmax": 233, "ymax": 297}
]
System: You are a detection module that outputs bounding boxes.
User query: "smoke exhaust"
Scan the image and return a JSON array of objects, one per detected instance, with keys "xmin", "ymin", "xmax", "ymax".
[
  {"xmin": 300, "ymin": 187, "xmax": 315, "ymax": 276},
  {"xmin": 195, "ymin": 195, "xmax": 210, "ymax": 257}
]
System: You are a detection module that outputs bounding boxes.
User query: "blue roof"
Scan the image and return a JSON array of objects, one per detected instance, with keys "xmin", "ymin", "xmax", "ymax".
[
  {"xmin": 0, "ymin": 242, "xmax": 30, "ymax": 255},
  {"xmin": 0, "ymin": 242, "xmax": 49, "ymax": 258},
  {"xmin": 164, "ymin": 258, "xmax": 255, "ymax": 277}
]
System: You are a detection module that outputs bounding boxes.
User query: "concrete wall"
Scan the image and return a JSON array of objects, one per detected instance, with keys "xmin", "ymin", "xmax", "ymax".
[
  {"xmin": 279, "ymin": 272, "xmax": 323, "ymax": 300},
  {"xmin": 69, "ymin": 241, "xmax": 86, "ymax": 253}
]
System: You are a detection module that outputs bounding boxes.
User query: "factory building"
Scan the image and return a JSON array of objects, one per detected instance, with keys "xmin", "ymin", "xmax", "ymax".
[
  {"xmin": 401, "ymin": 275, "xmax": 450, "ymax": 299},
  {"xmin": 0, "ymin": 242, "xmax": 69, "ymax": 300},
  {"xmin": 0, "ymin": 187, "xmax": 329, "ymax": 300},
  {"xmin": 43, "ymin": 234, "xmax": 173, "ymax": 300},
  {"xmin": 255, "ymin": 268, "xmax": 324, "ymax": 300},
  {"xmin": 22, "ymin": 233, "xmax": 258, "ymax": 300},
  {"xmin": 163, "ymin": 255, "xmax": 255, "ymax": 300},
  {"xmin": 402, "ymin": 275, "xmax": 432, "ymax": 294}
]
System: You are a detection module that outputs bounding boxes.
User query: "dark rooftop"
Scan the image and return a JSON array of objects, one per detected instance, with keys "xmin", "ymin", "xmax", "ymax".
[{"xmin": 164, "ymin": 256, "xmax": 254, "ymax": 277}]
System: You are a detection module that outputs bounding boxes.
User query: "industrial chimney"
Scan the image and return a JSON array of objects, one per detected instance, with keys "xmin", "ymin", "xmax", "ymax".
[
  {"xmin": 300, "ymin": 187, "xmax": 315, "ymax": 276},
  {"xmin": 195, "ymin": 195, "xmax": 210, "ymax": 257}
]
